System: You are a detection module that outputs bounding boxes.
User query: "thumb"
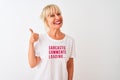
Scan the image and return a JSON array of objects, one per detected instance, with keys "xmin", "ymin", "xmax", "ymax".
[{"xmin": 29, "ymin": 28, "xmax": 34, "ymax": 34}]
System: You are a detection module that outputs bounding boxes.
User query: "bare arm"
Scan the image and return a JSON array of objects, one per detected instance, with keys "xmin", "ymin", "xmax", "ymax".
[
  {"xmin": 28, "ymin": 28, "xmax": 41, "ymax": 68},
  {"xmin": 67, "ymin": 58, "xmax": 74, "ymax": 80}
]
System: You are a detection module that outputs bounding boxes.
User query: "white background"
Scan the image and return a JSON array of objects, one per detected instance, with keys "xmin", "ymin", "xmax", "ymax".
[{"xmin": 0, "ymin": 0, "xmax": 120, "ymax": 80}]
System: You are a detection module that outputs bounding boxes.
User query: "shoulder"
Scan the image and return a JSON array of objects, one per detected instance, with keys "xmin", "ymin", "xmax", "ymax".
[
  {"xmin": 65, "ymin": 34, "xmax": 75, "ymax": 41},
  {"xmin": 64, "ymin": 34, "xmax": 75, "ymax": 45},
  {"xmin": 38, "ymin": 33, "xmax": 47, "ymax": 40},
  {"xmin": 35, "ymin": 33, "xmax": 47, "ymax": 45},
  {"xmin": 39, "ymin": 33, "xmax": 46, "ymax": 38}
]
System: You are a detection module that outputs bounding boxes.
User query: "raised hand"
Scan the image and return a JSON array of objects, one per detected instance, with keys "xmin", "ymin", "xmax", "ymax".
[{"xmin": 29, "ymin": 28, "xmax": 39, "ymax": 44}]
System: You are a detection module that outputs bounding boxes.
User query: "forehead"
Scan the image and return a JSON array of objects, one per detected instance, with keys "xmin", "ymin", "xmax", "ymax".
[{"xmin": 45, "ymin": 6, "xmax": 61, "ymax": 16}]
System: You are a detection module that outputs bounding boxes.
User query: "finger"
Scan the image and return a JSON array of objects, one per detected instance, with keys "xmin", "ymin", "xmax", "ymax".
[{"xmin": 29, "ymin": 28, "xmax": 34, "ymax": 33}]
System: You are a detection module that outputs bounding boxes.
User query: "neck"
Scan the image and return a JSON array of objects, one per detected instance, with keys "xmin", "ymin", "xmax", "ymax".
[{"xmin": 48, "ymin": 29, "xmax": 65, "ymax": 40}]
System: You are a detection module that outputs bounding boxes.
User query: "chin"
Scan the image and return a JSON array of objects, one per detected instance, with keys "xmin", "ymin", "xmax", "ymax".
[{"xmin": 55, "ymin": 25, "xmax": 62, "ymax": 29}]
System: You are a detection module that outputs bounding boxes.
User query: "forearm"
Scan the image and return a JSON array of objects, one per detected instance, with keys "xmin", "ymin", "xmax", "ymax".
[
  {"xmin": 67, "ymin": 58, "xmax": 74, "ymax": 80},
  {"xmin": 28, "ymin": 29, "xmax": 40, "ymax": 68},
  {"xmin": 28, "ymin": 43, "xmax": 38, "ymax": 68}
]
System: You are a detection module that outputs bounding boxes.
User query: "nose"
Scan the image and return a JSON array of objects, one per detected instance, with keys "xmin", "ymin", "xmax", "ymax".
[{"xmin": 55, "ymin": 15, "xmax": 60, "ymax": 19}]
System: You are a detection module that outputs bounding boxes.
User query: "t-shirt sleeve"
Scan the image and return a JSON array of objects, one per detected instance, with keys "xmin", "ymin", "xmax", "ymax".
[
  {"xmin": 34, "ymin": 40, "xmax": 41, "ymax": 57},
  {"xmin": 70, "ymin": 39, "xmax": 76, "ymax": 58}
]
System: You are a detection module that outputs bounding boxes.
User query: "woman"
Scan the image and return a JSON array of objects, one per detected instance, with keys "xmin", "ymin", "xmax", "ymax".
[{"xmin": 28, "ymin": 4, "xmax": 76, "ymax": 80}]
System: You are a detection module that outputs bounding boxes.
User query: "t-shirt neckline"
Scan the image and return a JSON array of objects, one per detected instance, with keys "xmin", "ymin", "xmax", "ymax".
[{"xmin": 46, "ymin": 33, "xmax": 67, "ymax": 42}]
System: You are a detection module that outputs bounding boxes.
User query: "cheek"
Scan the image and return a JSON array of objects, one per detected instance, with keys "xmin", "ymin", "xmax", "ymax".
[
  {"xmin": 46, "ymin": 20, "xmax": 53, "ymax": 27},
  {"xmin": 47, "ymin": 19, "xmax": 53, "ymax": 24},
  {"xmin": 48, "ymin": 21, "xmax": 53, "ymax": 26}
]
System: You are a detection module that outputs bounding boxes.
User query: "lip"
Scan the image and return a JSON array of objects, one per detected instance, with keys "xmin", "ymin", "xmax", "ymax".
[{"xmin": 53, "ymin": 20, "xmax": 62, "ymax": 25}]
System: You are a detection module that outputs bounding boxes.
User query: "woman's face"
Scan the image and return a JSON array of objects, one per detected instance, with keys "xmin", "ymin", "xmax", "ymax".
[{"xmin": 46, "ymin": 11, "xmax": 63, "ymax": 30}]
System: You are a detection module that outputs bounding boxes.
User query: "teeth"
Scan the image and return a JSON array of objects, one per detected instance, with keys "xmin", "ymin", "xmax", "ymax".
[{"xmin": 54, "ymin": 21, "xmax": 61, "ymax": 24}]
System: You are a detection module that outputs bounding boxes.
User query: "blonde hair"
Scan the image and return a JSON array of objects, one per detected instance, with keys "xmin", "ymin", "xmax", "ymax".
[{"xmin": 40, "ymin": 4, "xmax": 61, "ymax": 29}]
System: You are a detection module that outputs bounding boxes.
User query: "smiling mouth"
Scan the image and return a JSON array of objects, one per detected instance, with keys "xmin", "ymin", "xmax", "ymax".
[{"xmin": 54, "ymin": 20, "xmax": 62, "ymax": 25}]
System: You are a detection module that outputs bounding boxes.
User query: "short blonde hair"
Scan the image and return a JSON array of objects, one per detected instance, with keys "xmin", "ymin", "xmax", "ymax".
[{"xmin": 40, "ymin": 4, "xmax": 61, "ymax": 28}]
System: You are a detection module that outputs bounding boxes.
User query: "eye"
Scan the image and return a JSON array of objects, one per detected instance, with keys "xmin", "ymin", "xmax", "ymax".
[
  {"xmin": 57, "ymin": 13, "xmax": 61, "ymax": 16},
  {"xmin": 50, "ymin": 14, "xmax": 55, "ymax": 17}
]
